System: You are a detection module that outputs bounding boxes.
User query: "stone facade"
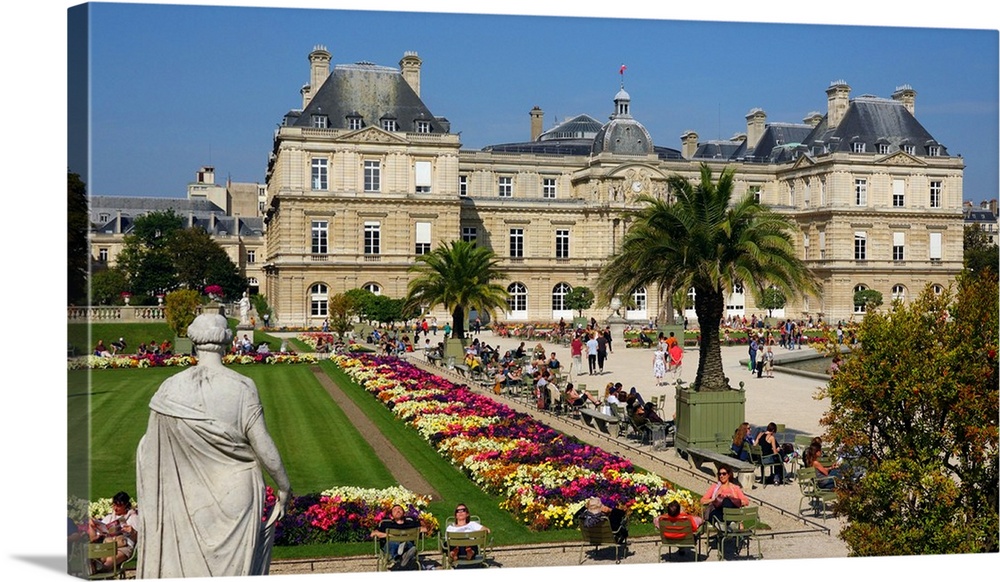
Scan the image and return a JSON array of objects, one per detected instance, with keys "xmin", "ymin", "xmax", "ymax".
[{"xmin": 259, "ymin": 47, "xmax": 965, "ymax": 328}]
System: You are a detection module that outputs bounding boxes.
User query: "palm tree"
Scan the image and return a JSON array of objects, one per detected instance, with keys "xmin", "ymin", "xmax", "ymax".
[
  {"xmin": 598, "ymin": 163, "xmax": 820, "ymax": 391},
  {"xmin": 404, "ymin": 240, "xmax": 509, "ymax": 340}
]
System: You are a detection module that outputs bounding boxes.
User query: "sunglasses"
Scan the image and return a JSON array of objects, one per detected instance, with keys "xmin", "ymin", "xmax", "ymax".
[
  {"xmin": 718, "ymin": 471, "xmax": 729, "ymax": 476},
  {"xmin": 455, "ymin": 508, "xmax": 468, "ymax": 513}
]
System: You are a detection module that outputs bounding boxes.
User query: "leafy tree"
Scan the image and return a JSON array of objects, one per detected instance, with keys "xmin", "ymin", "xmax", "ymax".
[
  {"xmin": 368, "ymin": 295, "xmax": 409, "ymax": 327},
  {"xmin": 250, "ymin": 294, "xmax": 272, "ymax": 322},
  {"xmin": 68, "ymin": 171, "xmax": 89, "ymax": 304},
  {"xmin": 821, "ymin": 274, "xmax": 998, "ymax": 555},
  {"xmin": 131, "ymin": 209, "xmax": 184, "ymax": 247},
  {"xmin": 344, "ymin": 288, "xmax": 377, "ymax": 324},
  {"xmin": 404, "ymin": 240, "xmax": 508, "ymax": 340},
  {"xmin": 327, "ymin": 293, "xmax": 355, "ymax": 337},
  {"xmin": 598, "ymin": 163, "xmax": 819, "ymax": 391},
  {"xmin": 168, "ymin": 227, "xmax": 247, "ymax": 298},
  {"xmin": 853, "ymin": 288, "xmax": 883, "ymax": 312},
  {"xmin": 564, "ymin": 286, "xmax": 595, "ymax": 317},
  {"xmin": 671, "ymin": 286, "xmax": 692, "ymax": 320},
  {"xmin": 759, "ymin": 287, "xmax": 786, "ymax": 318},
  {"xmin": 90, "ymin": 267, "xmax": 128, "ymax": 305},
  {"xmin": 963, "ymin": 223, "xmax": 998, "ymax": 275},
  {"xmin": 164, "ymin": 289, "xmax": 202, "ymax": 337}
]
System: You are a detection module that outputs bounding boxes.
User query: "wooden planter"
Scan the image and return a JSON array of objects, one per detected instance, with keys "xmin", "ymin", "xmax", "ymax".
[{"xmin": 674, "ymin": 385, "xmax": 746, "ymax": 456}]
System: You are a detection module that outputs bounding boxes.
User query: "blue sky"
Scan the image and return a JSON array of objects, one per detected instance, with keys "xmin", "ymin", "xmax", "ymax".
[{"xmin": 76, "ymin": 2, "xmax": 998, "ymax": 202}]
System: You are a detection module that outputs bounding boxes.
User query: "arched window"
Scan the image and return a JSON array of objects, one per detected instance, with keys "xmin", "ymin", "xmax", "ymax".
[
  {"xmin": 891, "ymin": 284, "xmax": 906, "ymax": 302},
  {"xmin": 552, "ymin": 282, "xmax": 571, "ymax": 311},
  {"xmin": 932, "ymin": 284, "xmax": 944, "ymax": 295},
  {"xmin": 363, "ymin": 283, "xmax": 382, "ymax": 296},
  {"xmin": 853, "ymin": 284, "xmax": 867, "ymax": 314},
  {"xmin": 310, "ymin": 283, "xmax": 329, "ymax": 317},
  {"xmin": 626, "ymin": 286, "xmax": 647, "ymax": 320},
  {"xmin": 507, "ymin": 282, "xmax": 527, "ymax": 315}
]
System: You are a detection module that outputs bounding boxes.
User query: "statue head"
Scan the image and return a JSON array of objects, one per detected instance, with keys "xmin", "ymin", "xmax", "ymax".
[{"xmin": 187, "ymin": 313, "xmax": 233, "ymax": 354}]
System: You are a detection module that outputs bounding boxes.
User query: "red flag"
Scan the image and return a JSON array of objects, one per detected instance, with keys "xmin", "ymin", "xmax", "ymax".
[{"xmin": 619, "ymin": 64, "xmax": 627, "ymax": 75}]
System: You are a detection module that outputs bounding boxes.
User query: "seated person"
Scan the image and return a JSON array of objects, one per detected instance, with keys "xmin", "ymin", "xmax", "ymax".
[
  {"xmin": 532, "ymin": 343, "xmax": 546, "ymax": 360},
  {"xmin": 754, "ymin": 422, "xmax": 786, "ymax": 484},
  {"xmin": 159, "ymin": 339, "xmax": 172, "ymax": 356},
  {"xmin": 700, "ymin": 466, "xmax": 749, "ymax": 524},
  {"xmin": 87, "ymin": 491, "xmax": 139, "ymax": 574},
  {"xmin": 804, "ymin": 443, "xmax": 841, "ymax": 489},
  {"xmin": 641, "ymin": 401, "xmax": 665, "ymax": 423},
  {"xmin": 257, "ymin": 342, "xmax": 271, "ymax": 354},
  {"xmin": 94, "ymin": 340, "xmax": 112, "ymax": 357},
  {"xmin": 546, "ymin": 352, "xmax": 561, "ymax": 370},
  {"xmin": 576, "ymin": 497, "xmax": 628, "ymax": 545},
  {"xmin": 444, "ymin": 504, "xmax": 490, "ymax": 563},
  {"xmin": 564, "ymin": 383, "xmax": 600, "ymax": 407},
  {"xmin": 638, "ymin": 331, "xmax": 653, "ymax": 348},
  {"xmin": 110, "ymin": 337, "xmax": 127, "ymax": 355},
  {"xmin": 730, "ymin": 422, "xmax": 753, "ymax": 461},
  {"xmin": 370, "ymin": 504, "xmax": 428, "ymax": 570},
  {"xmin": 653, "ymin": 500, "xmax": 704, "ymax": 539}
]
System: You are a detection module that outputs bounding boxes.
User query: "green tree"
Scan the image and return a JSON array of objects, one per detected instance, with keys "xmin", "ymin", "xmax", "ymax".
[
  {"xmin": 68, "ymin": 171, "xmax": 89, "ymax": 304},
  {"xmin": 250, "ymin": 294, "xmax": 272, "ymax": 324},
  {"xmin": 404, "ymin": 240, "xmax": 508, "ymax": 340},
  {"xmin": 164, "ymin": 289, "xmax": 202, "ymax": 338},
  {"xmin": 168, "ymin": 227, "xmax": 247, "ymax": 298},
  {"xmin": 327, "ymin": 293, "xmax": 355, "ymax": 337},
  {"xmin": 564, "ymin": 286, "xmax": 595, "ymax": 317},
  {"xmin": 671, "ymin": 286, "xmax": 692, "ymax": 320},
  {"xmin": 963, "ymin": 223, "xmax": 998, "ymax": 275},
  {"xmin": 759, "ymin": 287, "xmax": 786, "ymax": 318},
  {"xmin": 853, "ymin": 288, "xmax": 883, "ymax": 312},
  {"xmin": 345, "ymin": 288, "xmax": 377, "ymax": 324},
  {"xmin": 369, "ymin": 295, "xmax": 409, "ymax": 327},
  {"xmin": 598, "ymin": 163, "xmax": 819, "ymax": 391},
  {"xmin": 821, "ymin": 274, "xmax": 999, "ymax": 555},
  {"xmin": 90, "ymin": 267, "xmax": 128, "ymax": 305}
]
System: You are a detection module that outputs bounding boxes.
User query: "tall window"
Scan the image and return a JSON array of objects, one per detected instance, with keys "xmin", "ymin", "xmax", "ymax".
[
  {"xmin": 310, "ymin": 283, "xmax": 328, "ymax": 317},
  {"xmin": 364, "ymin": 222, "xmax": 381, "ymax": 255},
  {"xmin": 819, "ymin": 231, "xmax": 826, "ymax": 259},
  {"xmin": 542, "ymin": 178, "xmax": 557, "ymax": 199},
  {"xmin": 854, "ymin": 178, "xmax": 867, "ymax": 206},
  {"xmin": 98, "ymin": 248, "xmax": 109, "ymax": 262},
  {"xmin": 498, "ymin": 177, "xmax": 513, "ymax": 197},
  {"xmin": 929, "ymin": 181, "xmax": 942, "ymax": 208},
  {"xmin": 788, "ymin": 182, "xmax": 795, "ymax": 206},
  {"xmin": 555, "ymin": 229, "xmax": 570, "ymax": 259},
  {"xmin": 415, "ymin": 161, "xmax": 432, "ymax": 193},
  {"xmin": 892, "ymin": 179, "xmax": 905, "ymax": 207},
  {"xmin": 246, "ymin": 250, "xmax": 256, "ymax": 264},
  {"xmin": 507, "ymin": 282, "xmax": 527, "ymax": 313},
  {"xmin": 893, "ymin": 232, "xmax": 905, "ymax": 261},
  {"xmin": 803, "ymin": 234, "xmax": 810, "ymax": 259},
  {"xmin": 552, "ymin": 283, "xmax": 571, "ymax": 311},
  {"xmin": 459, "ymin": 175, "xmax": 468, "ymax": 196},
  {"xmin": 892, "ymin": 284, "xmax": 906, "ymax": 302},
  {"xmin": 311, "ymin": 158, "xmax": 328, "ymax": 190},
  {"xmin": 631, "ymin": 287, "xmax": 647, "ymax": 311},
  {"xmin": 364, "ymin": 161, "xmax": 381, "ymax": 192},
  {"xmin": 748, "ymin": 185, "xmax": 761, "ymax": 204},
  {"xmin": 854, "ymin": 231, "xmax": 867, "ymax": 260},
  {"xmin": 509, "ymin": 228, "xmax": 524, "ymax": 258},
  {"xmin": 929, "ymin": 232, "xmax": 942, "ymax": 261},
  {"xmin": 415, "ymin": 222, "xmax": 431, "ymax": 255},
  {"xmin": 461, "ymin": 226, "xmax": 477, "ymax": 245},
  {"xmin": 311, "ymin": 220, "xmax": 328, "ymax": 254}
]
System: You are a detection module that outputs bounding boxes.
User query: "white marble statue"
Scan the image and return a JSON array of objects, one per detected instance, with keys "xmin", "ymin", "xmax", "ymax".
[
  {"xmin": 238, "ymin": 291, "xmax": 251, "ymax": 326},
  {"xmin": 136, "ymin": 313, "xmax": 291, "ymax": 578}
]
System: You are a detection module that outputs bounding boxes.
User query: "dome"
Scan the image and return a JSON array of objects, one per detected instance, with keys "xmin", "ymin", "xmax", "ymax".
[{"xmin": 591, "ymin": 119, "xmax": 654, "ymax": 155}]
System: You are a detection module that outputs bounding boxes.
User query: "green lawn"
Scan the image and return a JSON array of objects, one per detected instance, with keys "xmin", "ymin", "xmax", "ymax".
[
  {"xmin": 73, "ymin": 360, "xmax": 597, "ymax": 559},
  {"xmin": 70, "ymin": 322, "xmax": 290, "ymax": 355}
]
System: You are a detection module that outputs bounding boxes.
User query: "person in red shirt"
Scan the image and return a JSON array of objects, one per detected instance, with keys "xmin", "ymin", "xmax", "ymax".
[
  {"xmin": 570, "ymin": 333, "xmax": 584, "ymax": 376},
  {"xmin": 654, "ymin": 500, "xmax": 703, "ymax": 539}
]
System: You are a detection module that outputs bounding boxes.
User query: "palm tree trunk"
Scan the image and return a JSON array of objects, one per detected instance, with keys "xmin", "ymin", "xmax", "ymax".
[
  {"xmin": 452, "ymin": 306, "xmax": 466, "ymax": 340},
  {"xmin": 693, "ymin": 286, "xmax": 728, "ymax": 391}
]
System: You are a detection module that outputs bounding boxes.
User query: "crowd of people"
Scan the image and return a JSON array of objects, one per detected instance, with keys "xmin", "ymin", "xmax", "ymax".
[{"xmin": 93, "ymin": 337, "xmax": 172, "ymax": 357}]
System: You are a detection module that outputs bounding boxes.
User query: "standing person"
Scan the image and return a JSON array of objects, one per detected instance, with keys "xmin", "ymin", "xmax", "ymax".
[
  {"xmin": 474, "ymin": 316, "xmax": 482, "ymax": 335},
  {"xmin": 764, "ymin": 346, "xmax": 775, "ymax": 378},
  {"xmin": 652, "ymin": 343, "xmax": 667, "ymax": 385},
  {"xmin": 755, "ymin": 345, "xmax": 766, "ymax": 378},
  {"xmin": 596, "ymin": 332, "xmax": 609, "ymax": 374},
  {"xmin": 586, "ymin": 333, "xmax": 599, "ymax": 375},
  {"xmin": 136, "ymin": 313, "xmax": 291, "ymax": 578},
  {"xmin": 570, "ymin": 333, "xmax": 584, "ymax": 378},
  {"xmin": 443, "ymin": 322, "xmax": 452, "ymax": 339},
  {"xmin": 748, "ymin": 336, "xmax": 759, "ymax": 373},
  {"xmin": 602, "ymin": 326, "xmax": 614, "ymax": 354},
  {"xmin": 669, "ymin": 342, "xmax": 684, "ymax": 381}
]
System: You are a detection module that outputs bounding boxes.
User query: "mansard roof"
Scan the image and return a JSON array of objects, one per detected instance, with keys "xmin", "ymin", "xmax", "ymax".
[
  {"xmin": 293, "ymin": 62, "xmax": 448, "ymax": 134},
  {"xmin": 747, "ymin": 123, "xmax": 815, "ymax": 163},
  {"xmin": 805, "ymin": 96, "xmax": 948, "ymax": 156},
  {"xmin": 88, "ymin": 196, "xmax": 262, "ymax": 236}
]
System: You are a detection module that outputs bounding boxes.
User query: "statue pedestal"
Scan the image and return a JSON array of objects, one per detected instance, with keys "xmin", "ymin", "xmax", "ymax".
[{"xmin": 236, "ymin": 323, "xmax": 254, "ymax": 331}]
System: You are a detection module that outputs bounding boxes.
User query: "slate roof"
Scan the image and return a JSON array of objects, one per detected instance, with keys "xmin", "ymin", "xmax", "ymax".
[
  {"xmin": 746, "ymin": 123, "xmax": 815, "ymax": 163},
  {"xmin": 804, "ymin": 96, "xmax": 948, "ymax": 156},
  {"xmin": 291, "ymin": 62, "xmax": 448, "ymax": 134},
  {"xmin": 89, "ymin": 195, "xmax": 262, "ymax": 236}
]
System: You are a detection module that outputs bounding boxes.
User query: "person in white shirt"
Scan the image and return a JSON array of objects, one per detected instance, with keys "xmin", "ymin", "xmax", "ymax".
[{"xmin": 445, "ymin": 504, "xmax": 490, "ymax": 563}]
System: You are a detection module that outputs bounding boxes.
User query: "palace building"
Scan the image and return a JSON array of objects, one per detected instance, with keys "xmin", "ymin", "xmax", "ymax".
[{"xmin": 256, "ymin": 45, "xmax": 965, "ymax": 327}]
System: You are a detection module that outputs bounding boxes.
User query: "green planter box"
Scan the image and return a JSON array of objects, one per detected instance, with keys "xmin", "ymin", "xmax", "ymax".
[
  {"xmin": 444, "ymin": 337, "xmax": 469, "ymax": 361},
  {"xmin": 173, "ymin": 336, "xmax": 193, "ymax": 356},
  {"xmin": 674, "ymin": 385, "xmax": 746, "ymax": 455}
]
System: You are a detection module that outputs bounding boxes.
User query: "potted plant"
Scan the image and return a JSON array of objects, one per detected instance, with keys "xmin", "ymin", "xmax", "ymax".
[{"xmin": 165, "ymin": 289, "xmax": 201, "ymax": 355}]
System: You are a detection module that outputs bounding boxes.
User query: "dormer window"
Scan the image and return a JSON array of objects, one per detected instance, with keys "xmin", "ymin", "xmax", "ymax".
[
  {"xmin": 927, "ymin": 145, "xmax": 941, "ymax": 156},
  {"xmin": 415, "ymin": 120, "xmax": 431, "ymax": 134},
  {"xmin": 851, "ymin": 142, "xmax": 866, "ymax": 153},
  {"xmin": 902, "ymin": 144, "xmax": 915, "ymax": 155},
  {"xmin": 310, "ymin": 114, "xmax": 328, "ymax": 129},
  {"xmin": 98, "ymin": 213, "xmax": 110, "ymax": 223},
  {"xmin": 877, "ymin": 143, "xmax": 889, "ymax": 155},
  {"xmin": 381, "ymin": 118, "xmax": 398, "ymax": 132},
  {"xmin": 347, "ymin": 114, "xmax": 363, "ymax": 130}
]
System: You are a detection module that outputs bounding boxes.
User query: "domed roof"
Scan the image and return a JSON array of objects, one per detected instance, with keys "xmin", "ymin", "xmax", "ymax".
[
  {"xmin": 614, "ymin": 87, "xmax": 631, "ymax": 102},
  {"xmin": 591, "ymin": 85, "xmax": 653, "ymax": 155}
]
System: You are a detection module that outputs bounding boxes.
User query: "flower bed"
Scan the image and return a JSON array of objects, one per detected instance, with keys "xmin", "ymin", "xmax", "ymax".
[
  {"xmin": 622, "ymin": 329, "xmax": 700, "ymax": 348},
  {"xmin": 67, "ymin": 352, "xmax": 319, "ymax": 370},
  {"xmin": 332, "ymin": 354, "xmax": 698, "ymax": 530},
  {"xmin": 74, "ymin": 486, "xmax": 438, "ymax": 546}
]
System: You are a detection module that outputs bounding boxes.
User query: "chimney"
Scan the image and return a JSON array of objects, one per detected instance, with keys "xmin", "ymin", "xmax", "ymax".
[
  {"xmin": 530, "ymin": 106, "xmax": 544, "ymax": 141},
  {"xmin": 680, "ymin": 131, "xmax": 699, "ymax": 160},
  {"xmin": 803, "ymin": 111, "xmax": 823, "ymax": 127},
  {"xmin": 399, "ymin": 51, "xmax": 422, "ymax": 97},
  {"xmin": 745, "ymin": 108, "xmax": 766, "ymax": 152},
  {"xmin": 891, "ymin": 84, "xmax": 916, "ymax": 116},
  {"xmin": 825, "ymin": 80, "xmax": 851, "ymax": 129},
  {"xmin": 304, "ymin": 45, "xmax": 331, "ymax": 108}
]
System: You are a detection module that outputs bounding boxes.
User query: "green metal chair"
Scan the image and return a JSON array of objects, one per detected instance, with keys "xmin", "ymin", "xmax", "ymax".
[
  {"xmin": 439, "ymin": 516, "xmax": 492, "ymax": 569},
  {"xmin": 797, "ymin": 467, "xmax": 839, "ymax": 520},
  {"xmin": 655, "ymin": 518, "xmax": 704, "ymax": 562},
  {"xmin": 87, "ymin": 541, "xmax": 121, "ymax": 580},
  {"xmin": 715, "ymin": 506, "xmax": 768, "ymax": 560},
  {"xmin": 373, "ymin": 527, "xmax": 424, "ymax": 571}
]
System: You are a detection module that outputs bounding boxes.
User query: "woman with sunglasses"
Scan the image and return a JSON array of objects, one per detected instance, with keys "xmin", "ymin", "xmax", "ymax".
[
  {"xmin": 700, "ymin": 465, "xmax": 749, "ymax": 523},
  {"xmin": 445, "ymin": 504, "xmax": 489, "ymax": 563}
]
